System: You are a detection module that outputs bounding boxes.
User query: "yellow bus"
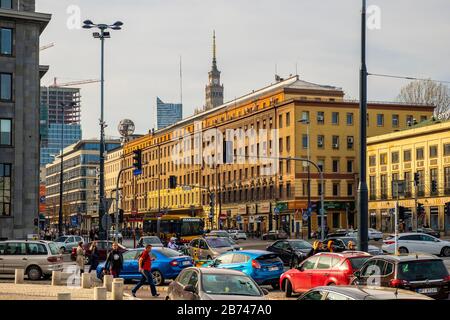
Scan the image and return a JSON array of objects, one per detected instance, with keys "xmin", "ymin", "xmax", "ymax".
[{"xmin": 143, "ymin": 216, "xmax": 204, "ymax": 243}]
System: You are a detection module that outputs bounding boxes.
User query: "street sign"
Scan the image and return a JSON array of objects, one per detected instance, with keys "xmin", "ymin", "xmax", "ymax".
[
  {"xmin": 274, "ymin": 207, "xmax": 280, "ymax": 215},
  {"xmin": 303, "ymin": 212, "xmax": 309, "ymax": 221},
  {"xmin": 101, "ymin": 214, "xmax": 112, "ymax": 230},
  {"xmin": 236, "ymin": 215, "xmax": 242, "ymax": 222}
]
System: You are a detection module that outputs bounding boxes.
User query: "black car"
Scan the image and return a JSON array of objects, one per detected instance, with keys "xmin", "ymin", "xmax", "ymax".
[
  {"xmin": 413, "ymin": 228, "xmax": 440, "ymax": 238},
  {"xmin": 324, "ymin": 236, "xmax": 384, "ymax": 256},
  {"xmin": 266, "ymin": 239, "xmax": 313, "ymax": 267},
  {"xmin": 326, "ymin": 229, "xmax": 350, "ymax": 238},
  {"xmin": 352, "ymin": 254, "xmax": 450, "ymax": 300}
]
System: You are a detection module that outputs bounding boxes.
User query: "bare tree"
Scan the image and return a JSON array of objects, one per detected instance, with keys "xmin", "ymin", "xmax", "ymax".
[{"xmin": 397, "ymin": 79, "xmax": 450, "ymax": 116}]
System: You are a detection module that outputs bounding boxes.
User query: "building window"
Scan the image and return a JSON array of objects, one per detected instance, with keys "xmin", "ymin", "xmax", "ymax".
[
  {"xmin": 0, "ymin": 73, "xmax": 12, "ymax": 101},
  {"xmin": 0, "ymin": 0, "xmax": 12, "ymax": 9},
  {"xmin": 301, "ymin": 111, "xmax": 309, "ymax": 122},
  {"xmin": 0, "ymin": 119, "xmax": 11, "ymax": 145},
  {"xmin": 347, "ymin": 136, "xmax": 354, "ymax": 150},
  {"xmin": 391, "ymin": 151, "xmax": 399, "ymax": 164},
  {"xmin": 286, "ymin": 112, "xmax": 291, "ymax": 127},
  {"xmin": 302, "ymin": 135, "xmax": 308, "ymax": 149},
  {"xmin": 430, "ymin": 168, "xmax": 438, "ymax": 196},
  {"xmin": 1, "ymin": 28, "xmax": 13, "ymax": 55},
  {"xmin": 377, "ymin": 114, "xmax": 384, "ymax": 126},
  {"xmin": 404, "ymin": 172, "xmax": 412, "ymax": 196},
  {"xmin": 317, "ymin": 135, "xmax": 324, "ymax": 148},
  {"xmin": 429, "ymin": 145, "xmax": 438, "ymax": 158},
  {"xmin": 286, "ymin": 136, "xmax": 291, "ymax": 152},
  {"xmin": 0, "ymin": 163, "xmax": 11, "ymax": 216},
  {"xmin": 278, "ymin": 138, "xmax": 283, "ymax": 153},
  {"xmin": 406, "ymin": 115, "xmax": 414, "ymax": 126},
  {"xmin": 278, "ymin": 114, "xmax": 283, "ymax": 128},
  {"xmin": 317, "ymin": 159, "xmax": 324, "ymax": 172},
  {"xmin": 279, "ymin": 184, "xmax": 284, "ymax": 199},
  {"xmin": 416, "ymin": 147, "xmax": 424, "ymax": 160},
  {"xmin": 332, "ymin": 159, "xmax": 339, "ymax": 173},
  {"xmin": 318, "ymin": 182, "xmax": 324, "ymax": 196},
  {"xmin": 332, "ymin": 183, "xmax": 340, "ymax": 197},
  {"xmin": 279, "ymin": 161, "xmax": 283, "ymax": 175},
  {"xmin": 380, "ymin": 153, "xmax": 387, "ymax": 165},
  {"xmin": 332, "ymin": 136, "xmax": 339, "ymax": 149},
  {"xmin": 332, "ymin": 112, "xmax": 339, "ymax": 125},
  {"xmin": 317, "ymin": 111, "xmax": 324, "ymax": 124},
  {"xmin": 347, "ymin": 183, "xmax": 353, "ymax": 196},
  {"xmin": 392, "ymin": 114, "xmax": 399, "ymax": 127},
  {"xmin": 380, "ymin": 175, "xmax": 387, "ymax": 199},
  {"xmin": 286, "ymin": 183, "xmax": 291, "ymax": 198},
  {"xmin": 347, "ymin": 160, "xmax": 353, "ymax": 173},
  {"xmin": 420, "ymin": 115, "xmax": 427, "ymax": 122},
  {"xmin": 286, "ymin": 160, "xmax": 291, "ymax": 174},
  {"xmin": 346, "ymin": 113, "xmax": 353, "ymax": 125},
  {"xmin": 369, "ymin": 155, "xmax": 376, "ymax": 167},
  {"xmin": 369, "ymin": 176, "xmax": 376, "ymax": 200},
  {"xmin": 404, "ymin": 149, "xmax": 411, "ymax": 162},
  {"xmin": 444, "ymin": 144, "xmax": 450, "ymax": 156},
  {"xmin": 445, "ymin": 167, "xmax": 450, "ymax": 195}
]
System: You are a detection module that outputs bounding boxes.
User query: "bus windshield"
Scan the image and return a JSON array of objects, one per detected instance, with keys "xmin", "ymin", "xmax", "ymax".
[{"xmin": 143, "ymin": 218, "xmax": 203, "ymax": 237}]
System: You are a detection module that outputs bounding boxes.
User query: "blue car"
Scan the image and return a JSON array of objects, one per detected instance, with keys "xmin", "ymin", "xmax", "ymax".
[
  {"xmin": 210, "ymin": 250, "xmax": 284, "ymax": 289},
  {"xmin": 96, "ymin": 247, "xmax": 193, "ymax": 286}
]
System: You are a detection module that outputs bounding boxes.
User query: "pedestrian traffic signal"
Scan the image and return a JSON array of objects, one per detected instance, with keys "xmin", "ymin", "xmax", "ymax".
[
  {"xmin": 431, "ymin": 180, "xmax": 438, "ymax": 193},
  {"xmin": 169, "ymin": 175, "xmax": 177, "ymax": 189},
  {"xmin": 133, "ymin": 149, "xmax": 142, "ymax": 175},
  {"xmin": 119, "ymin": 209, "xmax": 124, "ymax": 223},
  {"xmin": 414, "ymin": 172, "xmax": 420, "ymax": 186}
]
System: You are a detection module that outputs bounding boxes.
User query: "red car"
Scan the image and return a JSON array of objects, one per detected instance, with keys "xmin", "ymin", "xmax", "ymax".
[
  {"xmin": 71, "ymin": 241, "xmax": 127, "ymax": 264},
  {"xmin": 280, "ymin": 251, "xmax": 372, "ymax": 297}
]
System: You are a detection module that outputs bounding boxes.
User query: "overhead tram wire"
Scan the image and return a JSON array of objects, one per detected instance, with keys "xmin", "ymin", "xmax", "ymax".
[{"xmin": 368, "ymin": 73, "xmax": 450, "ymax": 85}]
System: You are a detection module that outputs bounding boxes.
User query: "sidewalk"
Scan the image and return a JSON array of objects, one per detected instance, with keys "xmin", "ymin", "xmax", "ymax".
[{"xmin": 0, "ymin": 283, "xmax": 133, "ymax": 300}]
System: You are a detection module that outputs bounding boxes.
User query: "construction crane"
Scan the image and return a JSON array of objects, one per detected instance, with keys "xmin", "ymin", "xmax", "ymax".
[
  {"xmin": 50, "ymin": 77, "xmax": 100, "ymax": 88},
  {"xmin": 40, "ymin": 43, "xmax": 55, "ymax": 51}
]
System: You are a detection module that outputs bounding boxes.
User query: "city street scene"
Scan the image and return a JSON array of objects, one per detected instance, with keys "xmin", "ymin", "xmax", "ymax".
[{"xmin": 1, "ymin": 0, "xmax": 450, "ymax": 309}]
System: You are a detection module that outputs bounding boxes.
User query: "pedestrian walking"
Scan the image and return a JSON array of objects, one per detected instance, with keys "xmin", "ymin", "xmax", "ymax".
[
  {"xmin": 131, "ymin": 244, "xmax": 159, "ymax": 298},
  {"xmin": 104, "ymin": 242, "xmax": 124, "ymax": 278},
  {"xmin": 88, "ymin": 241, "xmax": 100, "ymax": 273},
  {"xmin": 76, "ymin": 241, "xmax": 85, "ymax": 276}
]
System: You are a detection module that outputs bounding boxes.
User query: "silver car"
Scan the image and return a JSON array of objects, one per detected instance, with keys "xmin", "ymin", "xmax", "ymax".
[
  {"xmin": 0, "ymin": 240, "xmax": 64, "ymax": 280},
  {"xmin": 167, "ymin": 267, "xmax": 268, "ymax": 300},
  {"xmin": 188, "ymin": 237, "xmax": 237, "ymax": 260},
  {"xmin": 54, "ymin": 235, "xmax": 84, "ymax": 253}
]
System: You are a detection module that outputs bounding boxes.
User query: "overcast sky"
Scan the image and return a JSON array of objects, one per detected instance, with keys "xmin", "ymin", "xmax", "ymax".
[{"xmin": 36, "ymin": 0, "xmax": 450, "ymax": 139}]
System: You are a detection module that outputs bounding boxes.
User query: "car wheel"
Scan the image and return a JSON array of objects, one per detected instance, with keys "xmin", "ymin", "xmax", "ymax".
[
  {"xmin": 441, "ymin": 246, "xmax": 450, "ymax": 257},
  {"xmin": 152, "ymin": 270, "xmax": 164, "ymax": 286},
  {"xmin": 207, "ymin": 255, "xmax": 212, "ymax": 260},
  {"xmin": 398, "ymin": 247, "xmax": 409, "ymax": 254},
  {"xmin": 271, "ymin": 283, "xmax": 280, "ymax": 290},
  {"xmin": 27, "ymin": 266, "xmax": 43, "ymax": 281},
  {"xmin": 327, "ymin": 282, "xmax": 336, "ymax": 286},
  {"xmin": 284, "ymin": 279, "xmax": 293, "ymax": 298},
  {"xmin": 42, "ymin": 274, "xmax": 51, "ymax": 280}
]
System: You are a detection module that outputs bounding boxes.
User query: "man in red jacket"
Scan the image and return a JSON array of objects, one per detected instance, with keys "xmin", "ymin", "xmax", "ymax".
[{"xmin": 131, "ymin": 244, "xmax": 159, "ymax": 297}]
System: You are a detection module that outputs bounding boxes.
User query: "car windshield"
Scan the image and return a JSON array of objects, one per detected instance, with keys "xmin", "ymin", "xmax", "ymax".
[
  {"xmin": 290, "ymin": 240, "xmax": 312, "ymax": 250},
  {"xmin": 143, "ymin": 237, "xmax": 162, "ymax": 245},
  {"xmin": 158, "ymin": 248, "xmax": 183, "ymax": 257},
  {"xmin": 201, "ymin": 274, "xmax": 261, "ymax": 296},
  {"xmin": 48, "ymin": 242, "xmax": 60, "ymax": 255},
  {"xmin": 348, "ymin": 257, "xmax": 370, "ymax": 270},
  {"xmin": 211, "ymin": 231, "xmax": 229, "ymax": 237},
  {"xmin": 398, "ymin": 260, "xmax": 449, "ymax": 281},
  {"xmin": 206, "ymin": 237, "xmax": 232, "ymax": 248},
  {"xmin": 55, "ymin": 236, "xmax": 68, "ymax": 242}
]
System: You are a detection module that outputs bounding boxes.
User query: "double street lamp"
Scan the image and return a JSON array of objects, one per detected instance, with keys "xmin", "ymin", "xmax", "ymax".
[
  {"xmin": 83, "ymin": 20, "xmax": 123, "ymax": 240},
  {"xmin": 298, "ymin": 118, "xmax": 312, "ymax": 239}
]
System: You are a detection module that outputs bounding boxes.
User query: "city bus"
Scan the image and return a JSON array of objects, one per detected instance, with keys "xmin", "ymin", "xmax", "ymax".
[{"xmin": 143, "ymin": 216, "xmax": 204, "ymax": 243}]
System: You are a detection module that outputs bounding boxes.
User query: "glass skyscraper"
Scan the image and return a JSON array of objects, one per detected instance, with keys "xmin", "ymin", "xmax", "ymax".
[{"xmin": 156, "ymin": 97, "xmax": 182, "ymax": 129}]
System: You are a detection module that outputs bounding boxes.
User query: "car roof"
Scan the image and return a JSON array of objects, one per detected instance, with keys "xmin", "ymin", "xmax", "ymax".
[
  {"xmin": 231, "ymin": 250, "xmax": 275, "ymax": 256},
  {"xmin": 188, "ymin": 267, "xmax": 248, "ymax": 276},
  {"xmin": 314, "ymin": 251, "xmax": 371, "ymax": 258},
  {"xmin": 371, "ymin": 253, "xmax": 441, "ymax": 262},
  {"xmin": 310, "ymin": 286, "xmax": 433, "ymax": 300}
]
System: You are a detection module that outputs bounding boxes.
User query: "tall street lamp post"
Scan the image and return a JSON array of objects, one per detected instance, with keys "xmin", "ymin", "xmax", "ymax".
[
  {"xmin": 357, "ymin": 0, "xmax": 369, "ymax": 252},
  {"xmin": 298, "ymin": 119, "xmax": 311, "ymax": 239},
  {"xmin": 83, "ymin": 20, "xmax": 123, "ymax": 240}
]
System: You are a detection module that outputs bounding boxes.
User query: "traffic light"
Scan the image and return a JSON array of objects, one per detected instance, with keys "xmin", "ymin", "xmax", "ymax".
[
  {"xmin": 414, "ymin": 172, "xmax": 420, "ymax": 186},
  {"xmin": 209, "ymin": 193, "xmax": 215, "ymax": 208},
  {"xmin": 398, "ymin": 206, "xmax": 406, "ymax": 220},
  {"xmin": 431, "ymin": 180, "xmax": 438, "ymax": 193},
  {"xmin": 417, "ymin": 203, "xmax": 425, "ymax": 215},
  {"xmin": 133, "ymin": 149, "xmax": 142, "ymax": 175},
  {"xmin": 119, "ymin": 209, "xmax": 124, "ymax": 224},
  {"xmin": 34, "ymin": 218, "xmax": 38, "ymax": 226},
  {"xmin": 169, "ymin": 175, "xmax": 177, "ymax": 189},
  {"xmin": 445, "ymin": 202, "xmax": 450, "ymax": 216}
]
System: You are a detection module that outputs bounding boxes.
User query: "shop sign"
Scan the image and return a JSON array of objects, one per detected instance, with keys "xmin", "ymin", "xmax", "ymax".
[
  {"xmin": 237, "ymin": 205, "xmax": 247, "ymax": 215},
  {"xmin": 248, "ymin": 204, "xmax": 257, "ymax": 214},
  {"xmin": 258, "ymin": 202, "xmax": 271, "ymax": 213}
]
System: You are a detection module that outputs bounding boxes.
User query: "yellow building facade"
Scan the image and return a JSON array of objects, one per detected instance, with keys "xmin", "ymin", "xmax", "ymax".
[
  {"xmin": 119, "ymin": 76, "xmax": 434, "ymax": 234},
  {"xmin": 368, "ymin": 120, "xmax": 450, "ymax": 235}
]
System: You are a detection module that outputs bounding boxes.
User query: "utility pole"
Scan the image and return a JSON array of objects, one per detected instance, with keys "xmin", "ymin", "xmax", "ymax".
[
  {"xmin": 58, "ymin": 106, "xmax": 65, "ymax": 237},
  {"xmin": 357, "ymin": 0, "xmax": 369, "ymax": 252}
]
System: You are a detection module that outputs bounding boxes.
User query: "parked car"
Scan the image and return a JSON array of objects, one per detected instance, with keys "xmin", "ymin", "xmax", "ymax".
[
  {"xmin": 167, "ymin": 267, "xmax": 268, "ymax": 300},
  {"xmin": 326, "ymin": 229, "xmax": 351, "ymax": 238},
  {"xmin": 266, "ymin": 240, "xmax": 313, "ymax": 266},
  {"xmin": 0, "ymin": 240, "xmax": 64, "ymax": 280},
  {"xmin": 352, "ymin": 254, "xmax": 450, "ymax": 300},
  {"xmin": 280, "ymin": 251, "xmax": 372, "ymax": 297},
  {"xmin": 382, "ymin": 233, "xmax": 450, "ymax": 256},
  {"xmin": 346, "ymin": 228, "xmax": 383, "ymax": 241},
  {"xmin": 227, "ymin": 230, "xmax": 247, "ymax": 240},
  {"xmin": 54, "ymin": 235, "xmax": 84, "ymax": 253},
  {"xmin": 209, "ymin": 250, "xmax": 284, "ymax": 289},
  {"xmin": 70, "ymin": 241, "xmax": 127, "ymax": 264},
  {"xmin": 324, "ymin": 236, "xmax": 384, "ymax": 256},
  {"xmin": 96, "ymin": 247, "xmax": 193, "ymax": 286},
  {"xmin": 188, "ymin": 237, "xmax": 237, "ymax": 260},
  {"xmin": 414, "ymin": 228, "xmax": 440, "ymax": 238},
  {"xmin": 262, "ymin": 230, "xmax": 288, "ymax": 240},
  {"xmin": 137, "ymin": 236, "xmax": 164, "ymax": 248},
  {"xmin": 107, "ymin": 231, "xmax": 123, "ymax": 244},
  {"xmin": 298, "ymin": 286, "xmax": 433, "ymax": 300},
  {"xmin": 206, "ymin": 230, "xmax": 232, "ymax": 239}
]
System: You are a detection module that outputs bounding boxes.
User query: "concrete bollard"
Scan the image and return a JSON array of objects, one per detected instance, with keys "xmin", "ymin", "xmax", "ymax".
[
  {"xmin": 81, "ymin": 272, "xmax": 91, "ymax": 289},
  {"xmin": 15, "ymin": 269, "xmax": 24, "ymax": 284},
  {"xmin": 112, "ymin": 278, "xmax": 124, "ymax": 300},
  {"xmin": 94, "ymin": 286, "xmax": 107, "ymax": 300},
  {"xmin": 57, "ymin": 292, "xmax": 71, "ymax": 300},
  {"xmin": 103, "ymin": 275, "xmax": 113, "ymax": 292},
  {"xmin": 52, "ymin": 271, "xmax": 61, "ymax": 286}
]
